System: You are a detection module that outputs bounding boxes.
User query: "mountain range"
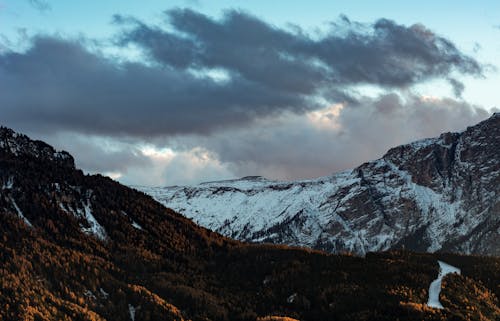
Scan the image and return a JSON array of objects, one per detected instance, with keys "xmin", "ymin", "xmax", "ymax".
[
  {"xmin": 138, "ymin": 113, "xmax": 500, "ymax": 256},
  {"xmin": 0, "ymin": 117, "xmax": 499, "ymax": 320}
]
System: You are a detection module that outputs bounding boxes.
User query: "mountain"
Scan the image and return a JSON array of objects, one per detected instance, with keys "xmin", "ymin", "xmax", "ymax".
[
  {"xmin": 138, "ymin": 113, "xmax": 500, "ymax": 256},
  {"xmin": 1, "ymin": 125, "xmax": 499, "ymax": 320}
]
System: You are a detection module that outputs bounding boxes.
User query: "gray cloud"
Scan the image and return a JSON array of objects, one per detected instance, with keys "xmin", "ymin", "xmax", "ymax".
[
  {"xmin": 118, "ymin": 9, "xmax": 482, "ymax": 96},
  {"xmin": 0, "ymin": 36, "xmax": 309, "ymax": 137},
  {"xmin": 16, "ymin": 130, "xmax": 153, "ymax": 175},
  {"xmin": 447, "ymin": 78, "xmax": 465, "ymax": 97},
  {"xmin": 0, "ymin": 10, "xmax": 482, "ymax": 139},
  {"xmin": 165, "ymin": 94, "xmax": 492, "ymax": 182},
  {"xmin": 9, "ymin": 92, "xmax": 492, "ymax": 186}
]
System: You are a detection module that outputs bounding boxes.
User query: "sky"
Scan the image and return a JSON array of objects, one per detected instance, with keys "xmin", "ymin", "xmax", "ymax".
[{"xmin": 0, "ymin": 0, "xmax": 499, "ymax": 186}]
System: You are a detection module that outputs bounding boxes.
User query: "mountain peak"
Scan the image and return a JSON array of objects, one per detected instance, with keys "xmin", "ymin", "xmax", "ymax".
[{"xmin": 0, "ymin": 126, "xmax": 74, "ymax": 169}]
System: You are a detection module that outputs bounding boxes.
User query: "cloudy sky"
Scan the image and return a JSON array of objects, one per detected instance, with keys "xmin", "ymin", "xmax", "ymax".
[{"xmin": 1, "ymin": 0, "xmax": 498, "ymax": 186}]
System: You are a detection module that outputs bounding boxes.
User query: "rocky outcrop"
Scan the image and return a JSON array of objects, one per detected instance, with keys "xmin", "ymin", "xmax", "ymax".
[{"xmin": 0, "ymin": 126, "xmax": 74, "ymax": 168}]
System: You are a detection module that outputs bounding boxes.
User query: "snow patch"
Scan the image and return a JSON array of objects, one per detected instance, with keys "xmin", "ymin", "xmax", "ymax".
[
  {"xmin": 9, "ymin": 196, "xmax": 32, "ymax": 227},
  {"xmin": 128, "ymin": 304, "xmax": 136, "ymax": 321},
  {"xmin": 383, "ymin": 160, "xmax": 467, "ymax": 252},
  {"xmin": 79, "ymin": 201, "xmax": 107, "ymax": 241},
  {"xmin": 121, "ymin": 211, "xmax": 143, "ymax": 230},
  {"xmin": 132, "ymin": 221, "xmax": 143, "ymax": 230},
  {"xmin": 99, "ymin": 288, "xmax": 109, "ymax": 299},
  {"xmin": 84, "ymin": 290, "xmax": 96, "ymax": 300},
  {"xmin": 2, "ymin": 177, "xmax": 14, "ymax": 189},
  {"xmin": 59, "ymin": 203, "xmax": 69, "ymax": 213},
  {"xmin": 287, "ymin": 293, "xmax": 298, "ymax": 304},
  {"xmin": 427, "ymin": 261, "xmax": 461, "ymax": 309}
]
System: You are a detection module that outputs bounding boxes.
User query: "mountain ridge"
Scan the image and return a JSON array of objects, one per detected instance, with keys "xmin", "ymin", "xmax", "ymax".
[{"xmin": 138, "ymin": 113, "xmax": 500, "ymax": 256}]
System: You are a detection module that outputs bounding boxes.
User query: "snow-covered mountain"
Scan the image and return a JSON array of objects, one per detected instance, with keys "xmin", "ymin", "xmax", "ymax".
[{"xmin": 137, "ymin": 113, "xmax": 500, "ymax": 256}]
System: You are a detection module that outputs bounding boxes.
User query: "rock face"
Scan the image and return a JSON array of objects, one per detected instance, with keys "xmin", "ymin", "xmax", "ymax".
[{"xmin": 138, "ymin": 113, "xmax": 500, "ymax": 256}]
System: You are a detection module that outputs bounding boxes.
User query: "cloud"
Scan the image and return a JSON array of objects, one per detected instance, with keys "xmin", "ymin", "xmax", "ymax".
[
  {"xmin": 27, "ymin": 0, "xmax": 51, "ymax": 12},
  {"xmin": 447, "ymin": 78, "xmax": 465, "ymax": 97},
  {"xmin": 15, "ymin": 92, "xmax": 491, "ymax": 186},
  {"xmin": 117, "ymin": 9, "xmax": 482, "ymax": 95},
  {"xmin": 165, "ymin": 93, "xmax": 491, "ymax": 182},
  {"xmin": 25, "ymin": 131, "xmax": 152, "ymax": 176},
  {"xmin": 0, "ymin": 9, "xmax": 491, "ymax": 185},
  {"xmin": 0, "ymin": 36, "xmax": 309, "ymax": 137},
  {"xmin": 21, "ymin": 129, "xmax": 233, "ymax": 186},
  {"xmin": 0, "ymin": 10, "xmax": 482, "ymax": 140},
  {"xmin": 148, "ymin": 147, "xmax": 233, "ymax": 186}
]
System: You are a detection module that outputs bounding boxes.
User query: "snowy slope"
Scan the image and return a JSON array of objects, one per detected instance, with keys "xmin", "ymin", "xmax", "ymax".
[
  {"xmin": 427, "ymin": 261, "xmax": 461, "ymax": 309},
  {"xmin": 137, "ymin": 114, "xmax": 500, "ymax": 256}
]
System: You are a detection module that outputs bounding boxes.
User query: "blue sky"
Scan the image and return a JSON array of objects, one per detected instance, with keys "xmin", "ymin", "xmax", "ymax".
[{"xmin": 0, "ymin": 1, "xmax": 498, "ymax": 185}]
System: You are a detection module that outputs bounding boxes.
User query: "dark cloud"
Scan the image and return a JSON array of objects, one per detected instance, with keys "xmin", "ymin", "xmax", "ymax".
[
  {"xmin": 118, "ymin": 9, "xmax": 482, "ymax": 95},
  {"xmin": 27, "ymin": 0, "xmax": 51, "ymax": 12},
  {"xmin": 0, "ymin": 36, "xmax": 309, "ymax": 137},
  {"xmin": 1, "ymin": 10, "xmax": 482, "ymax": 139}
]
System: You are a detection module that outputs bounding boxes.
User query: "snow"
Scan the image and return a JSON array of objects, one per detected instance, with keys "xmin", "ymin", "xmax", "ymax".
[
  {"xmin": 135, "ymin": 117, "xmax": 496, "ymax": 256},
  {"xmin": 287, "ymin": 293, "xmax": 298, "ymax": 304},
  {"xmin": 59, "ymin": 203, "xmax": 69, "ymax": 213},
  {"xmin": 132, "ymin": 221, "xmax": 143, "ymax": 230},
  {"xmin": 200, "ymin": 175, "xmax": 271, "ymax": 190},
  {"xmin": 83, "ymin": 290, "xmax": 96, "ymax": 300},
  {"xmin": 2, "ymin": 177, "xmax": 13, "ymax": 189},
  {"xmin": 9, "ymin": 196, "xmax": 32, "ymax": 227},
  {"xmin": 79, "ymin": 201, "xmax": 107, "ymax": 241},
  {"xmin": 137, "ymin": 167, "xmax": 401, "ymax": 254},
  {"xmin": 128, "ymin": 304, "xmax": 136, "ymax": 321},
  {"xmin": 99, "ymin": 288, "xmax": 109, "ymax": 299},
  {"xmin": 382, "ymin": 160, "xmax": 467, "ymax": 252},
  {"xmin": 137, "ymin": 171, "xmax": 359, "ymax": 243},
  {"xmin": 408, "ymin": 137, "xmax": 439, "ymax": 150},
  {"xmin": 121, "ymin": 211, "xmax": 143, "ymax": 230},
  {"xmin": 427, "ymin": 261, "xmax": 461, "ymax": 309}
]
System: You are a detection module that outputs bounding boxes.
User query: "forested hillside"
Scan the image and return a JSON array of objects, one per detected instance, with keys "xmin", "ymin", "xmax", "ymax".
[{"xmin": 1, "ymin": 127, "xmax": 499, "ymax": 321}]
